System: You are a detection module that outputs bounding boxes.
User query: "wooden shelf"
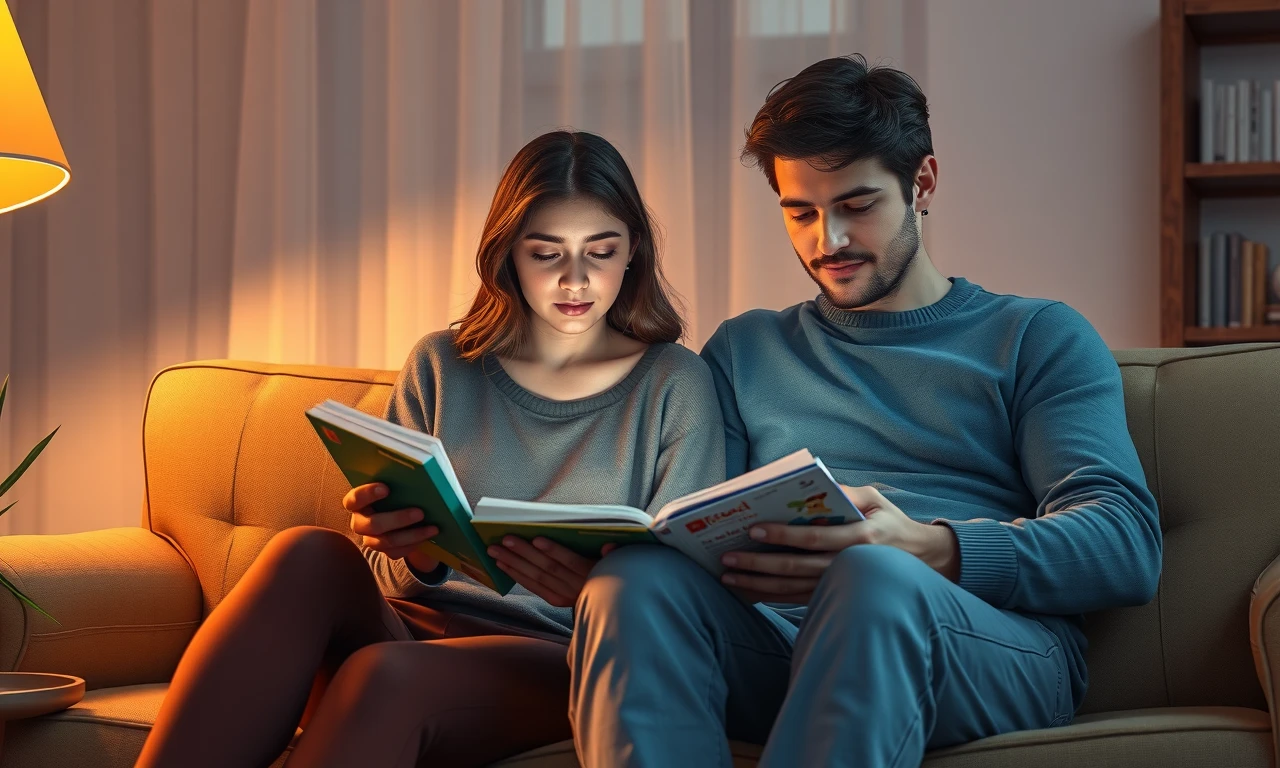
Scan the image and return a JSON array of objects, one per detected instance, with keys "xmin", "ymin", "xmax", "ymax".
[
  {"xmin": 1183, "ymin": 325, "xmax": 1280, "ymax": 344},
  {"xmin": 1161, "ymin": 0, "xmax": 1280, "ymax": 346},
  {"xmin": 1185, "ymin": 162, "xmax": 1280, "ymax": 195},
  {"xmin": 1186, "ymin": 0, "xmax": 1280, "ymax": 44}
]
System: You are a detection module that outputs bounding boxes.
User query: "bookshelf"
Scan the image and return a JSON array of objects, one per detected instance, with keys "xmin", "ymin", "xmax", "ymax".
[{"xmin": 1162, "ymin": 0, "xmax": 1280, "ymax": 346}]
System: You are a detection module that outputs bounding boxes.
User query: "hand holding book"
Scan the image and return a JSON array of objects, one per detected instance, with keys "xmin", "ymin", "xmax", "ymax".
[
  {"xmin": 307, "ymin": 400, "xmax": 866, "ymax": 598},
  {"xmin": 486, "ymin": 534, "xmax": 611, "ymax": 607},
  {"xmin": 344, "ymin": 482, "xmax": 440, "ymax": 572},
  {"xmin": 718, "ymin": 484, "xmax": 960, "ymax": 604}
]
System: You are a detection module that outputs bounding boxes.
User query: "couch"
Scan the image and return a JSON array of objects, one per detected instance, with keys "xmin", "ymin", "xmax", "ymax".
[{"xmin": 2, "ymin": 344, "xmax": 1279, "ymax": 767}]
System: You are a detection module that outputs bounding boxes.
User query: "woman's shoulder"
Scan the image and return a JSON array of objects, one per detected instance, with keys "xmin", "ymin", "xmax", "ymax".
[
  {"xmin": 643, "ymin": 342, "xmax": 717, "ymax": 393},
  {"xmin": 403, "ymin": 328, "xmax": 462, "ymax": 365},
  {"xmin": 397, "ymin": 329, "xmax": 476, "ymax": 381}
]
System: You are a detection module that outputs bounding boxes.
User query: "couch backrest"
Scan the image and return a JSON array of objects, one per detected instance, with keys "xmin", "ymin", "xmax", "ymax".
[
  {"xmin": 1080, "ymin": 344, "xmax": 1280, "ymax": 714},
  {"xmin": 142, "ymin": 346, "xmax": 1280, "ymax": 713},
  {"xmin": 143, "ymin": 361, "xmax": 396, "ymax": 615}
]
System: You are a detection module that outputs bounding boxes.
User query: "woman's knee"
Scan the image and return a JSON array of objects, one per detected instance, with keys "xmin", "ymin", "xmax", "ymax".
[
  {"xmin": 333, "ymin": 641, "xmax": 423, "ymax": 704},
  {"xmin": 251, "ymin": 526, "xmax": 365, "ymax": 590}
]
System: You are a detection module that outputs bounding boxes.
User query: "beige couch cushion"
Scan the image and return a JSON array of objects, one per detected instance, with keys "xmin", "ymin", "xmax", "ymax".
[
  {"xmin": 1080, "ymin": 346, "xmax": 1280, "ymax": 715},
  {"xmin": 1, "ymin": 685, "xmax": 291, "ymax": 768},
  {"xmin": 3, "ymin": 685, "xmax": 1269, "ymax": 768},
  {"xmin": 492, "ymin": 708, "xmax": 1272, "ymax": 768}
]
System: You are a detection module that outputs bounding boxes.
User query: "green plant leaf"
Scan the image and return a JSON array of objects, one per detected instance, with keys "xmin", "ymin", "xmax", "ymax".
[
  {"xmin": 0, "ymin": 570, "xmax": 57, "ymax": 624},
  {"xmin": 0, "ymin": 501, "xmax": 14, "ymax": 519},
  {"xmin": 0, "ymin": 426, "xmax": 58, "ymax": 499},
  {"xmin": 0, "ymin": 374, "xmax": 8, "ymax": 422}
]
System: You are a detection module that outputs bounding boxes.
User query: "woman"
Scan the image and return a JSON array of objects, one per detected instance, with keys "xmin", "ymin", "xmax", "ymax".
[{"xmin": 136, "ymin": 131, "xmax": 726, "ymax": 768}]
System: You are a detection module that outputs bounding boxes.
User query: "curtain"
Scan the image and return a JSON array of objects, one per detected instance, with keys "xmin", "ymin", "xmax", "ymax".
[{"xmin": 0, "ymin": 0, "xmax": 922, "ymax": 534}]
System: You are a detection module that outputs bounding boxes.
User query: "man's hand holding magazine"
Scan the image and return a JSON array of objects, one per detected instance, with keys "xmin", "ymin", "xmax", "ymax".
[{"xmin": 719, "ymin": 485, "xmax": 962, "ymax": 604}]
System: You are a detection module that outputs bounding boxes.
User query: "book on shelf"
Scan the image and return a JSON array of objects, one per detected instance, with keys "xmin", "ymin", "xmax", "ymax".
[
  {"xmin": 305, "ymin": 400, "xmax": 866, "ymax": 595},
  {"xmin": 1200, "ymin": 78, "xmax": 1280, "ymax": 164},
  {"xmin": 1198, "ymin": 233, "xmax": 1277, "ymax": 329}
]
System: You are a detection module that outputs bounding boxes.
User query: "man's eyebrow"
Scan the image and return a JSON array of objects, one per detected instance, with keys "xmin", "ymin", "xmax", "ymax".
[
  {"xmin": 523, "ymin": 231, "xmax": 622, "ymax": 243},
  {"xmin": 779, "ymin": 185, "xmax": 883, "ymax": 208}
]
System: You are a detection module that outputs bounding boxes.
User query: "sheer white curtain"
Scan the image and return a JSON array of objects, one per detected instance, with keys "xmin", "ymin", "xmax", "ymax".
[
  {"xmin": 0, "ymin": 0, "xmax": 922, "ymax": 534},
  {"xmin": 225, "ymin": 0, "xmax": 922, "ymax": 365}
]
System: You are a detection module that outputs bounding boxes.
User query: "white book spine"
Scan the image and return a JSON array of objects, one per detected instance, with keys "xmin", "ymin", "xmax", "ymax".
[
  {"xmin": 1216, "ymin": 84, "xmax": 1227, "ymax": 161},
  {"xmin": 1264, "ymin": 87, "xmax": 1275, "ymax": 163},
  {"xmin": 1226, "ymin": 84, "xmax": 1238, "ymax": 162},
  {"xmin": 1238, "ymin": 79, "xmax": 1251, "ymax": 162},
  {"xmin": 1201, "ymin": 78, "xmax": 1215, "ymax": 163}
]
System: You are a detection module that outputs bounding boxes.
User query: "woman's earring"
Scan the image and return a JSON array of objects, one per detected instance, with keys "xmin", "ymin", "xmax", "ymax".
[{"xmin": 921, "ymin": 209, "xmax": 929, "ymax": 216}]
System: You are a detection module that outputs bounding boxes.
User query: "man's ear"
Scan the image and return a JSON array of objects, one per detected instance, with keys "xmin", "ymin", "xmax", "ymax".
[{"xmin": 913, "ymin": 155, "xmax": 939, "ymax": 214}]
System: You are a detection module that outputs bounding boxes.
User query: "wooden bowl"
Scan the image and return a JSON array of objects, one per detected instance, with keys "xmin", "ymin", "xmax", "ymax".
[{"xmin": 0, "ymin": 672, "xmax": 85, "ymax": 721}]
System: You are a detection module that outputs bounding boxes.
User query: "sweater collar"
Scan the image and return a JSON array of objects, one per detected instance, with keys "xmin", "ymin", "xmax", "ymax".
[{"xmin": 815, "ymin": 277, "xmax": 979, "ymax": 330}]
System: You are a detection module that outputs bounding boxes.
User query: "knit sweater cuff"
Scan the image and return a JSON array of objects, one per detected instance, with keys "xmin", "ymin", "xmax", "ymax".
[
  {"xmin": 935, "ymin": 517, "xmax": 1018, "ymax": 606},
  {"xmin": 405, "ymin": 559, "xmax": 451, "ymax": 587}
]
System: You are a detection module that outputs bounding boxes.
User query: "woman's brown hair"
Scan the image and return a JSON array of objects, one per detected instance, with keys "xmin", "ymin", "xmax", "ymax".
[{"xmin": 452, "ymin": 131, "xmax": 684, "ymax": 361}]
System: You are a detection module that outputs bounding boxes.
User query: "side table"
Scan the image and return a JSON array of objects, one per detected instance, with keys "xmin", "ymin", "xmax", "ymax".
[{"xmin": 0, "ymin": 672, "xmax": 85, "ymax": 761}]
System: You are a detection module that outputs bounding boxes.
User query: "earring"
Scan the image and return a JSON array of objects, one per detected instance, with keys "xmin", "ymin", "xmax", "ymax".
[{"xmin": 921, "ymin": 209, "xmax": 929, "ymax": 216}]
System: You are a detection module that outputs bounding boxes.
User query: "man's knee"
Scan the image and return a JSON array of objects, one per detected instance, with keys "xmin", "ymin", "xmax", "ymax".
[
  {"xmin": 815, "ymin": 545, "xmax": 941, "ymax": 624},
  {"xmin": 576, "ymin": 545, "xmax": 715, "ymax": 629}
]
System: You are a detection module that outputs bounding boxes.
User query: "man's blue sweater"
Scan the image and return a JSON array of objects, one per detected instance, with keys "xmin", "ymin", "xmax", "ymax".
[{"xmin": 699, "ymin": 277, "xmax": 1162, "ymax": 705}]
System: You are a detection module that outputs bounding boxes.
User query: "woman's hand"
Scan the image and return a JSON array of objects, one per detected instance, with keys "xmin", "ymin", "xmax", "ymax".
[
  {"xmin": 487, "ymin": 537, "xmax": 612, "ymax": 607},
  {"xmin": 344, "ymin": 483, "xmax": 440, "ymax": 572}
]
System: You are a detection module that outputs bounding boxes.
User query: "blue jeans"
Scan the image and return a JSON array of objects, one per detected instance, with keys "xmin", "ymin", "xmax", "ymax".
[{"xmin": 568, "ymin": 544, "xmax": 1075, "ymax": 768}]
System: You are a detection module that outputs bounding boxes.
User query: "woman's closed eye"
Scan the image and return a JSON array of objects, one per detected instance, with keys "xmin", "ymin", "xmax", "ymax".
[{"xmin": 531, "ymin": 249, "xmax": 617, "ymax": 262}]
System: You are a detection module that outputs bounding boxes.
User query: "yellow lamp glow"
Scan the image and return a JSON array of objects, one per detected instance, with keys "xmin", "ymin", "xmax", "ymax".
[{"xmin": 0, "ymin": 1, "xmax": 69, "ymax": 215}]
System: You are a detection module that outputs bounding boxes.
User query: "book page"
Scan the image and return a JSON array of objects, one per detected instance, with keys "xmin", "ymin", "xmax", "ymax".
[
  {"xmin": 651, "ymin": 459, "xmax": 862, "ymax": 576},
  {"xmin": 473, "ymin": 497, "xmax": 651, "ymax": 526},
  {"xmin": 652, "ymin": 448, "xmax": 814, "ymax": 525}
]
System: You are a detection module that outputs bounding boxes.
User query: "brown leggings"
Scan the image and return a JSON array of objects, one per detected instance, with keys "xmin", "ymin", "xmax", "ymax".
[{"xmin": 135, "ymin": 526, "xmax": 572, "ymax": 768}]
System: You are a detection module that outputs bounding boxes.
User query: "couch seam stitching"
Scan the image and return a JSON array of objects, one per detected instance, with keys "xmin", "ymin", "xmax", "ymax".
[
  {"xmin": 1151, "ymin": 357, "xmax": 1172, "ymax": 708},
  {"xmin": 30, "ymin": 621, "xmax": 201, "ymax": 640},
  {"xmin": 219, "ymin": 378, "xmax": 265, "ymax": 600},
  {"xmin": 936, "ymin": 724, "xmax": 1273, "ymax": 756}
]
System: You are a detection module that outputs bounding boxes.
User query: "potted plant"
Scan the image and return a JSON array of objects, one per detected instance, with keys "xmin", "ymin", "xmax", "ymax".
[{"xmin": 0, "ymin": 375, "xmax": 58, "ymax": 622}]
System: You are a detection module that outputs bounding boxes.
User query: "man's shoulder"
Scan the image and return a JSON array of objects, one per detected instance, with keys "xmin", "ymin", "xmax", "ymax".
[
  {"xmin": 709, "ymin": 302, "xmax": 813, "ymax": 346},
  {"xmin": 966, "ymin": 284, "xmax": 1098, "ymax": 342}
]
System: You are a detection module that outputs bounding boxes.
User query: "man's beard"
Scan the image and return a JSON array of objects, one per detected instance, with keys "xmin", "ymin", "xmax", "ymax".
[{"xmin": 798, "ymin": 205, "xmax": 920, "ymax": 310}]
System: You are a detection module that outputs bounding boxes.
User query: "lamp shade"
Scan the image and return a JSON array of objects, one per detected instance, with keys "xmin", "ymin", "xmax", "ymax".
[{"xmin": 0, "ymin": 2, "xmax": 69, "ymax": 215}]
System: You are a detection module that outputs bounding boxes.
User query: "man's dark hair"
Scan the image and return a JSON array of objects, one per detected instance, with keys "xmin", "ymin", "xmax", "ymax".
[{"xmin": 741, "ymin": 54, "xmax": 933, "ymax": 205}]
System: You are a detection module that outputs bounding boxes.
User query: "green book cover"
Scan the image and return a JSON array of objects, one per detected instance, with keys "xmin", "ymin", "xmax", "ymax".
[
  {"xmin": 305, "ymin": 411, "xmax": 516, "ymax": 595},
  {"xmin": 471, "ymin": 521, "xmax": 658, "ymax": 560}
]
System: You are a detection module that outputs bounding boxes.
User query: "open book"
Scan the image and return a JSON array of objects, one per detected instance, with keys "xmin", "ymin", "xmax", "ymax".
[
  {"xmin": 305, "ymin": 400, "xmax": 515, "ymax": 594},
  {"xmin": 306, "ymin": 400, "xmax": 864, "ymax": 593}
]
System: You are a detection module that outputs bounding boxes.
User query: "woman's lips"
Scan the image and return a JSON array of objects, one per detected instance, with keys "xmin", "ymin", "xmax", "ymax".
[{"xmin": 555, "ymin": 302, "xmax": 593, "ymax": 316}]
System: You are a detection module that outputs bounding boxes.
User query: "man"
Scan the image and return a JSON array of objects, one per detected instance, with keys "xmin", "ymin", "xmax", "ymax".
[{"xmin": 567, "ymin": 54, "xmax": 1162, "ymax": 767}]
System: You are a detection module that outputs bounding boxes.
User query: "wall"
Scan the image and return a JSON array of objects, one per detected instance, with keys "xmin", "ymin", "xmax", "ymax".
[{"xmin": 923, "ymin": 0, "xmax": 1162, "ymax": 349}]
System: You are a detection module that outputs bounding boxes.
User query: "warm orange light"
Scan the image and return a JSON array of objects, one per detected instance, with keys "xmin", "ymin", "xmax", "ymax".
[{"xmin": 0, "ymin": 2, "xmax": 69, "ymax": 215}]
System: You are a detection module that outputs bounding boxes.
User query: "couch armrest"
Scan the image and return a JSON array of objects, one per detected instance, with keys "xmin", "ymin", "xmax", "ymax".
[
  {"xmin": 1250, "ymin": 553, "xmax": 1280, "ymax": 765},
  {"xmin": 0, "ymin": 527, "xmax": 202, "ymax": 689}
]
